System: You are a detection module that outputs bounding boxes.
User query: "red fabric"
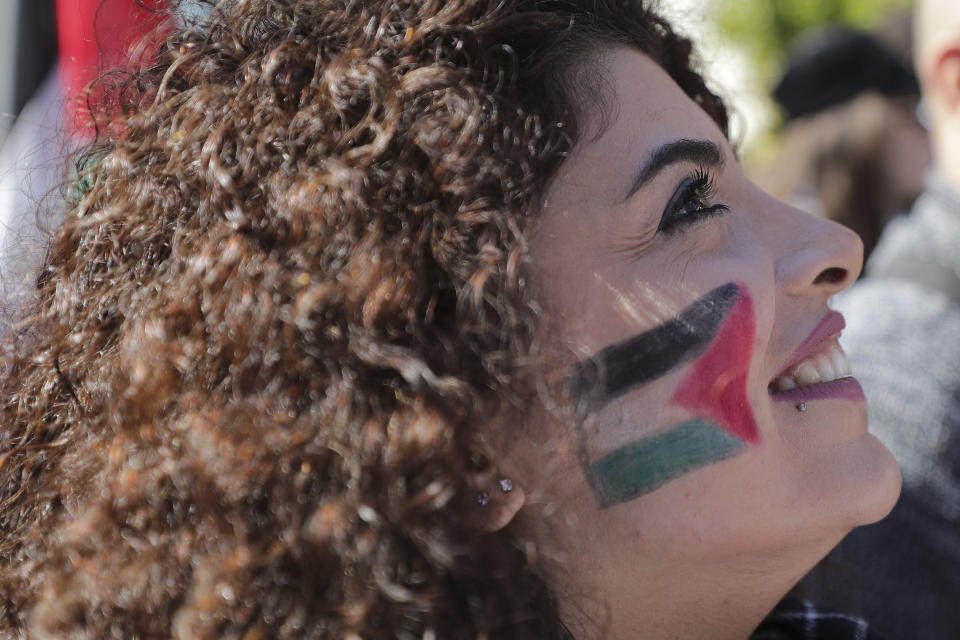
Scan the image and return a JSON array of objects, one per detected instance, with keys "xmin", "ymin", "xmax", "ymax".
[{"xmin": 56, "ymin": 0, "xmax": 171, "ymax": 133}]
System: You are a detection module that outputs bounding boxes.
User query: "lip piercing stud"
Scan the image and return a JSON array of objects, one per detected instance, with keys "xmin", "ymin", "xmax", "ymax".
[{"xmin": 795, "ymin": 402, "xmax": 807, "ymax": 412}]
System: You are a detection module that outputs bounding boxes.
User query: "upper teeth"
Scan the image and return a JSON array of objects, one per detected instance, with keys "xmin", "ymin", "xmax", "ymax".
[{"xmin": 771, "ymin": 344, "xmax": 852, "ymax": 392}]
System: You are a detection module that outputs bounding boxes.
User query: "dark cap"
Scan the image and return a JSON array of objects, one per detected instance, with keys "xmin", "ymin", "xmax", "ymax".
[{"xmin": 773, "ymin": 26, "xmax": 919, "ymax": 122}]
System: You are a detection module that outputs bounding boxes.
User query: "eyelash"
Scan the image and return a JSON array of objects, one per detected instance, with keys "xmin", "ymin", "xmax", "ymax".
[{"xmin": 657, "ymin": 167, "xmax": 730, "ymax": 234}]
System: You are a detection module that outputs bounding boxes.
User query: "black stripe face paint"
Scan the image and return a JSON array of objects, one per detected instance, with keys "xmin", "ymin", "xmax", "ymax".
[{"xmin": 569, "ymin": 281, "xmax": 740, "ymax": 418}]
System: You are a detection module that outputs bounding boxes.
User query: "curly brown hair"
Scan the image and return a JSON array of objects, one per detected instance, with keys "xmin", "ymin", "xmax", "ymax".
[{"xmin": 0, "ymin": 1, "xmax": 726, "ymax": 637}]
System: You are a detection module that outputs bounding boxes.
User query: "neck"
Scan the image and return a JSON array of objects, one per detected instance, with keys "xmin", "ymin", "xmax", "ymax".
[{"xmin": 556, "ymin": 540, "xmax": 836, "ymax": 640}]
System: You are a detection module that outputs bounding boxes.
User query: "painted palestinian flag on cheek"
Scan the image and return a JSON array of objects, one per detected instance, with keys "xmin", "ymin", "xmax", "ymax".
[{"xmin": 571, "ymin": 282, "xmax": 759, "ymax": 506}]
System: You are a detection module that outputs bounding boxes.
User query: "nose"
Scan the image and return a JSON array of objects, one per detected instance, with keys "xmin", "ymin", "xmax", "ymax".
[{"xmin": 772, "ymin": 206, "xmax": 864, "ymax": 300}]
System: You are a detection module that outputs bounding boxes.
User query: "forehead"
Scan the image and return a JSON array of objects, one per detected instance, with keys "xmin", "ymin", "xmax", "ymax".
[
  {"xmin": 529, "ymin": 48, "xmax": 732, "ymax": 345},
  {"xmin": 541, "ymin": 46, "xmax": 727, "ymax": 218},
  {"xmin": 563, "ymin": 47, "xmax": 725, "ymax": 180}
]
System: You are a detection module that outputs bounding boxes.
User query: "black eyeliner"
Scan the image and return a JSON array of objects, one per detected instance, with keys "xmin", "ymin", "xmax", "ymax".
[{"xmin": 657, "ymin": 167, "xmax": 729, "ymax": 234}]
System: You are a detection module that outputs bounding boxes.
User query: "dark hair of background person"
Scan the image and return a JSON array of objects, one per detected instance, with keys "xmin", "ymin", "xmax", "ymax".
[
  {"xmin": 761, "ymin": 24, "xmax": 926, "ymax": 262},
  {"xmin": 0, "ymin": 0, "xmax": 726, "ymax": 637}
]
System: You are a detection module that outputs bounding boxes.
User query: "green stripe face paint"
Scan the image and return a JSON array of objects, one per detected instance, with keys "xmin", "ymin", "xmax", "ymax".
[{"xmin": 587, "ymin": 418, "xmax": 745, "ymax": 506}]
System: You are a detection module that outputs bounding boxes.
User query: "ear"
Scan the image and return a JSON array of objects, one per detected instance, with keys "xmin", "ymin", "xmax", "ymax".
[
  {"xmin": 931, "ymin": 46, "xmax": 960, "ymax": 111},
  {"xmin": 468, "ymin": 478, "xmax": 527, "ymax": 533}
]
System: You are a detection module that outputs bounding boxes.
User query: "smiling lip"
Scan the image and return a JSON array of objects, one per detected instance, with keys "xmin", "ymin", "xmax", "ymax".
[
  {"xmin": 772, "ymin": 311, "xmax": 846, "ymax": 381},
  {"xmin": 768, "ymin": 311, "xmax": 865, "ymax": 403},
  {"xmin": 771, "ymin": 377, "xmax": 865, "ymax": 403}
]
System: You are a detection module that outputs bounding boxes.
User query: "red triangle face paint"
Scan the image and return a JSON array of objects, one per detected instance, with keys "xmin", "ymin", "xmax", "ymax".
[{"xmin": 670, "ymin": 282, "xmax": 759, "ymax": 444}]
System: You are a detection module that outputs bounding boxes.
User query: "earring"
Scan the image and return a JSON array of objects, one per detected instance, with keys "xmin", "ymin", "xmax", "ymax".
[{"xmin": 477, "ymin": 479, "xmax": 514, "ymax": 505}]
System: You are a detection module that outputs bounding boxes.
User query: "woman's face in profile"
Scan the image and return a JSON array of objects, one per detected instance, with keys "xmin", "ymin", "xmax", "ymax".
[{"xmin": 516, "ymin": 47, "xmax": 901, "ymax": 625}]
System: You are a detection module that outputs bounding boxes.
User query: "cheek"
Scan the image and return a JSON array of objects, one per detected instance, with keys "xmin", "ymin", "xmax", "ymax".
[{"xmin": 570, "ymin": 282, "xmax": 761, "ymax": 507}]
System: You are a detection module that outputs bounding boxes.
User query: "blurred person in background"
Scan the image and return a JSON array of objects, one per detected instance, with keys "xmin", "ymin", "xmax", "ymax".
[
  {"xmin": 0, "ymin": 0, "xmax": 170, "ymax": 319},
  {"xmin": 797, "ymin": 0, "xmax": 960, "ymax": 636},
  {"xmin": 0, "ymin": 1, "xmax": 57, "ymax": 149},
  {"xmin": 761, "ymin": 25, "xmax": 930, "ymax": 262}
]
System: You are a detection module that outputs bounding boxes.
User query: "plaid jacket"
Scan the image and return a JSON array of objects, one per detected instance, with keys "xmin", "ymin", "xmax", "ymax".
[{"xmin": 751, "ymin": 598, "xmax": 888, "ymax": 640}]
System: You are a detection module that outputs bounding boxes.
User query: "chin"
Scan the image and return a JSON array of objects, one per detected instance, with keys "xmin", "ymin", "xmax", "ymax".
[
  {"xmin": 770, "ymin": 427, "xmax": 902, "ymax": 555},
  {"xmin": 812, "ymin": 431, "xmax": 902, "ymax": 538},
  {"xmin": 771, "ymin": 394, "xmax": 901, "ymax": 531},
  {"xmin": 845, "ymin": 432, "xmax": 902, "ymax": 526},
  {"xmin": 784, "ymin": 436, "xmax": 900, "ymax": 574}
]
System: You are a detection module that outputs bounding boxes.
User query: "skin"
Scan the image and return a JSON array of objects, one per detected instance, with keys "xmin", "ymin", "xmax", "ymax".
[
  {"xmin": 569, "ymin": 281, "xmax": 741, "ymax": 419},
  {"xmin": 915, "ymin": 0, "xmax": 960, "ymax": 189},
  {"xmin": 496, "ymin": 48, "xmax": 901, "ymax": 640},
  {"xmin": 573, "ymin": 282, "xmax": 754, "ymax": 503}
]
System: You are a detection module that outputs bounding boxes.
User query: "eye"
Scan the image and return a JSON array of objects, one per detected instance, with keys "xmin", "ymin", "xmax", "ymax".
[{"xmin": 658, "ymin": 167, "xmax": 730, "ymax": 234}]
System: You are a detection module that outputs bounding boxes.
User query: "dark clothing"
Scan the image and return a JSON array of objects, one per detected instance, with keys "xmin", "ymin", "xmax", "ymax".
[{"xmin": 752, "ymin": 598, "xmax": 887, "ymax": 640}]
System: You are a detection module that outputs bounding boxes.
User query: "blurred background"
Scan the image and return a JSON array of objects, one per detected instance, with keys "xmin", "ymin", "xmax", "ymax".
[{"xmin": 664, "ymin": 0, "xmax": 916, "ymax": 156}]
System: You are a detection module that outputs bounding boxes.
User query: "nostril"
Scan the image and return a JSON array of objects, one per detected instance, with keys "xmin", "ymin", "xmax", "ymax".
[{"xmin": 813, "ymin": 267, "xmax": 847, "ymax": 285}]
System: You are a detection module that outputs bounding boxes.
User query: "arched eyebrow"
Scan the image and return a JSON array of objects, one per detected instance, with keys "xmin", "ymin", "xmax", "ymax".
[{"xmin": 623, "ymin": 138, "xmax": 724, "ymax": 202}]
